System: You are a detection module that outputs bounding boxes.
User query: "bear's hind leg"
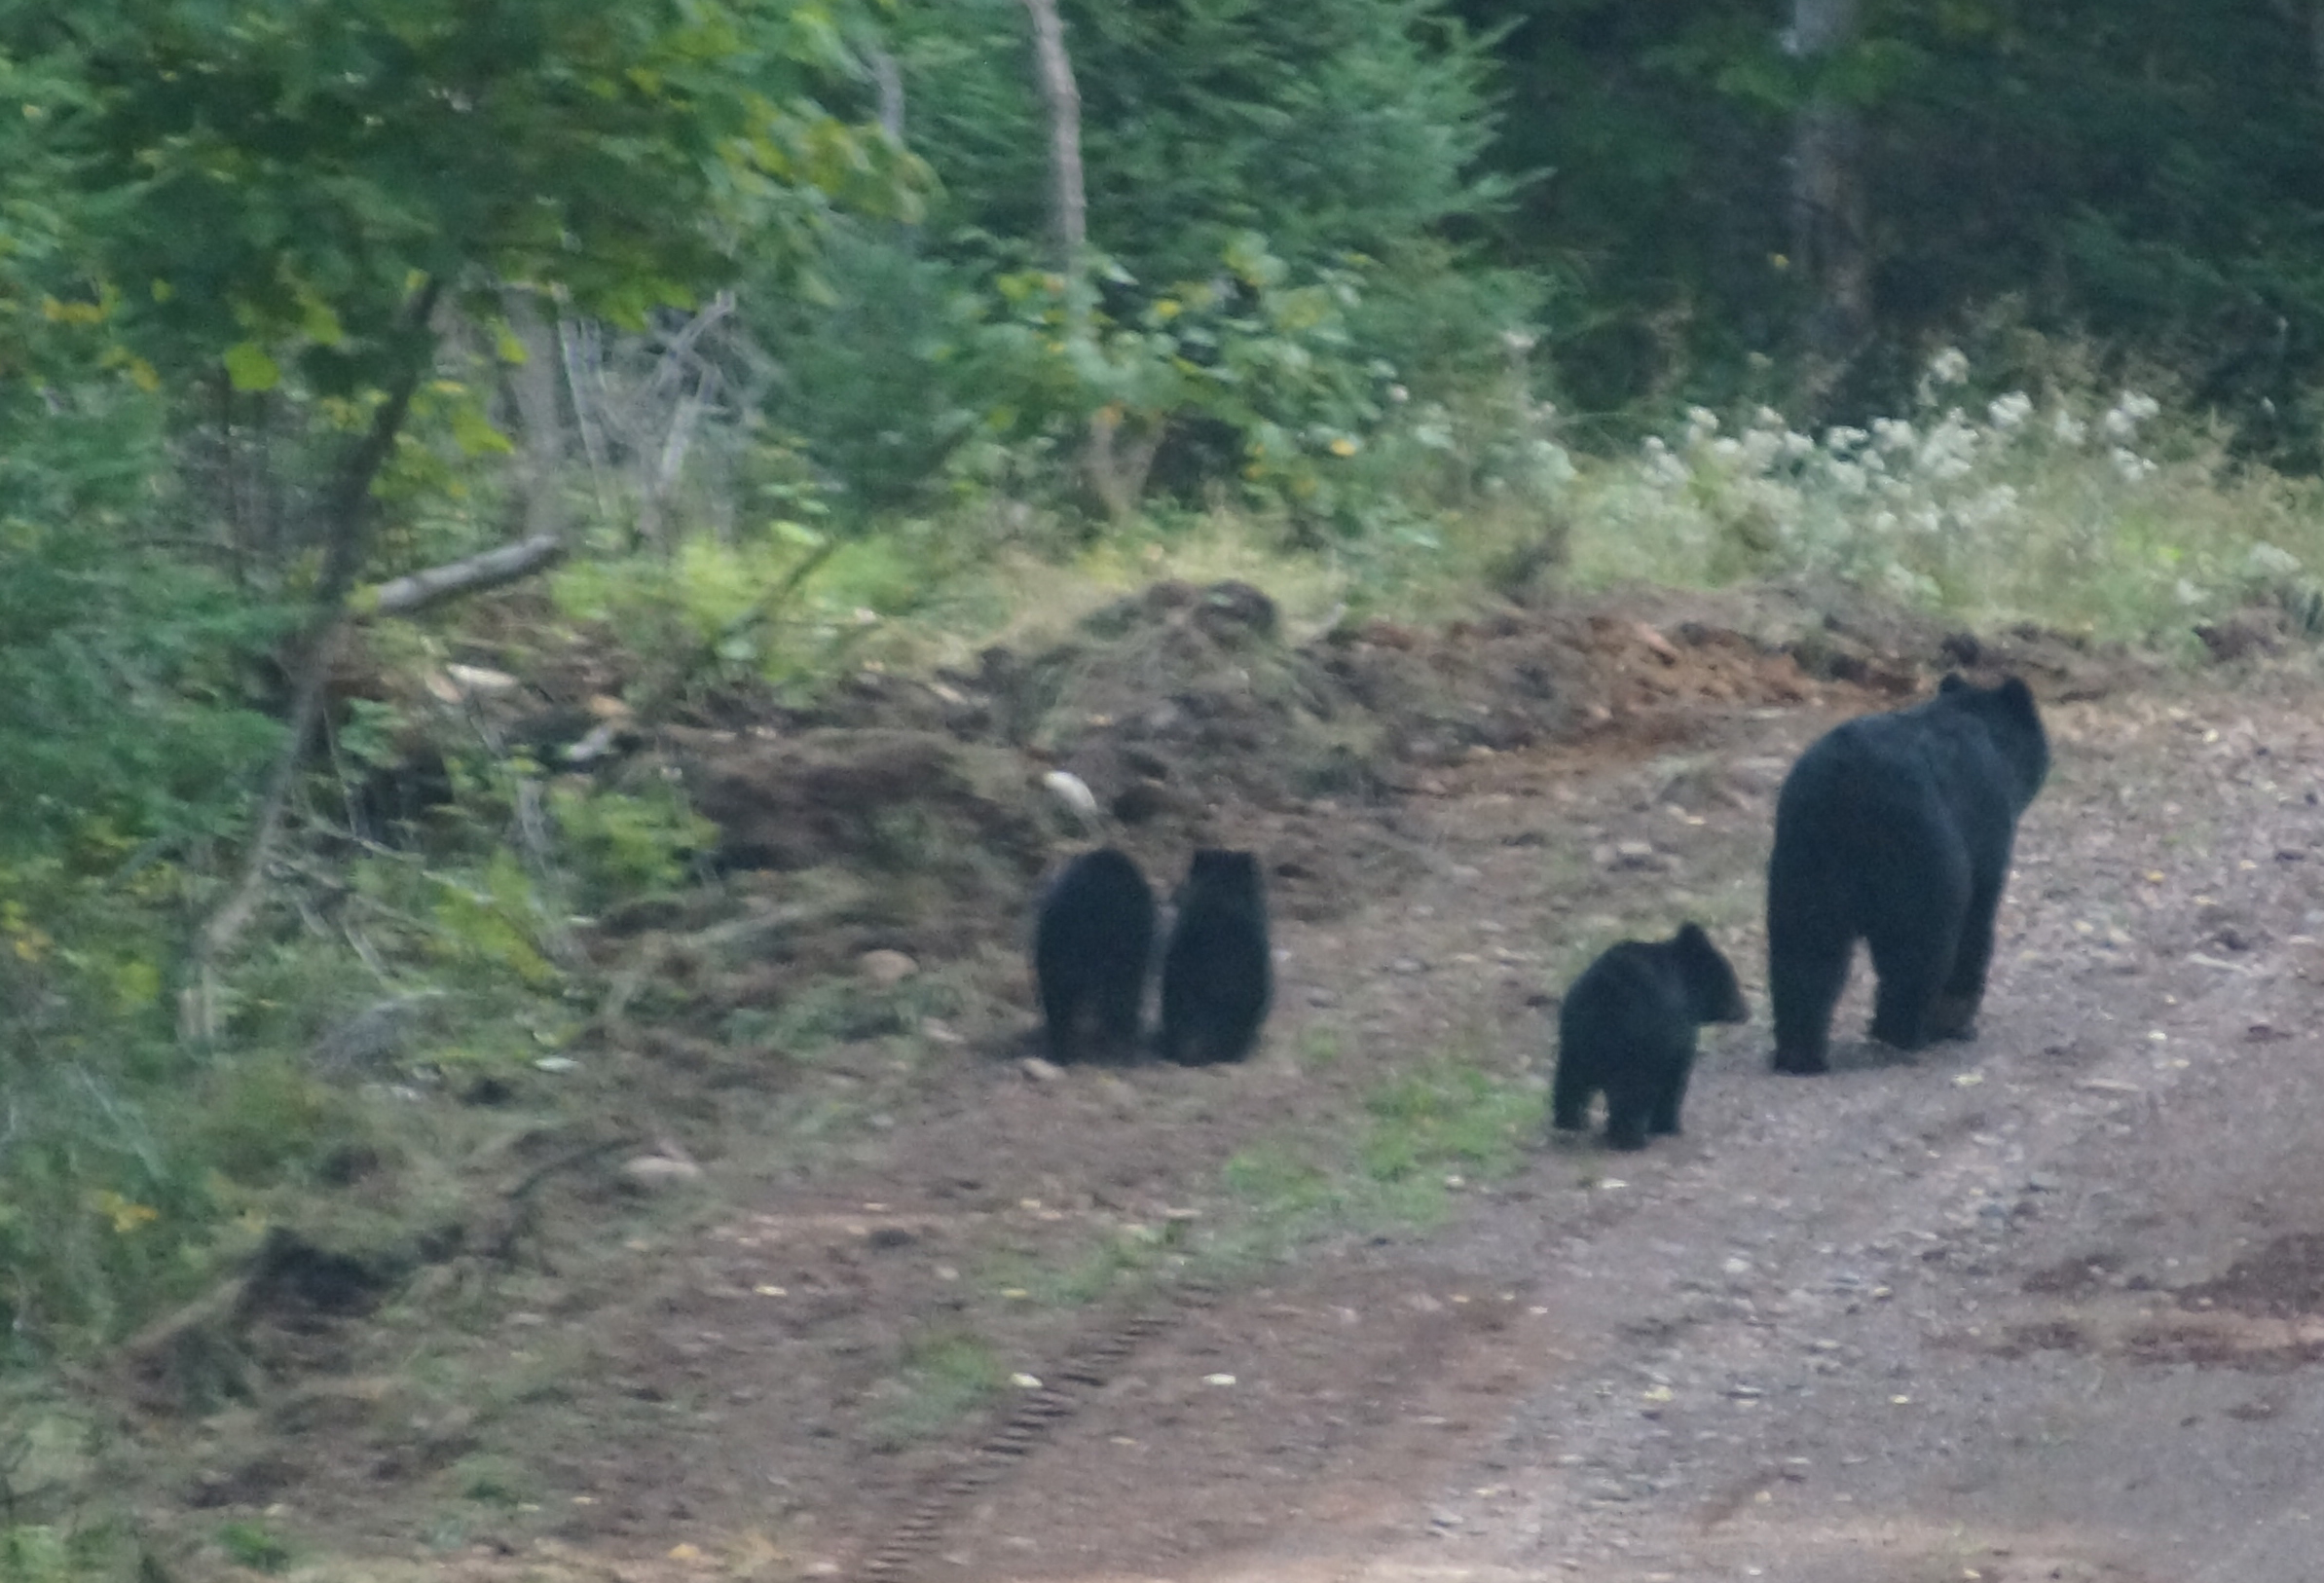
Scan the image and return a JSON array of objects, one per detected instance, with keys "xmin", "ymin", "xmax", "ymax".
[
  {"xmin": 1647, "ymin": 1039, "xmax": 1696, "ymax": 1136},
  {"xmin": 1550, "ymin": 1049, "xmax": 1594, "ymax": 1133},
  {"xmin": 1928, "ymin": 876, "xmax": 2003, "ymax": 1041},
  {"xmin": 1602, "ymin": 1095, "xmax": 1650, "ymax": 1151},
  {"xmin": 1865, "ymin": 898, "xmax": 1965, "ymax": 1052},
  {"xmin": 1769, "ymin": 912, "xmax": 1851, "ymax": 1075}
]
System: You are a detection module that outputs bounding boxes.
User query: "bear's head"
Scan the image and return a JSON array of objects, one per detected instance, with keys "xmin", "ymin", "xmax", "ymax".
[
  {"xmin": 1671, "ymin": 922, "xmax": 1751, "ymax": 1024},
  {"xmin": 1937, "ymin": 672, "xmax": 2049, "ymax": 808},
  {"xmin": 1182, "ymin": 849, "xmax": 1265, "ymax": 911}
]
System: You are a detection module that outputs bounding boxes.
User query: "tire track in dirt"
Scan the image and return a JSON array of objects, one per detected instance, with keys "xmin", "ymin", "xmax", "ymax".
[{"xmin": 859, "ymin": 1279, "xmax": 1226, "ymax": 1580}]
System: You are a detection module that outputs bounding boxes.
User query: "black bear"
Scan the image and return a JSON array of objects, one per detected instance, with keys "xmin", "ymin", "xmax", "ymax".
[
  {"xmin": 1766, "ymin": 673, "xmax": 2049, "ymax": 1075},
  {"xmin": 1158, "ymin": 849, "xmax": 1272, "ymax": 1065},
  {"xmin": 1552, "ymin": 923, "xmax": 1750, "ymax": 1151},
  {"xmin": 1033, "ymin": 848, "xmax": 1157, "ymax": 1063}
]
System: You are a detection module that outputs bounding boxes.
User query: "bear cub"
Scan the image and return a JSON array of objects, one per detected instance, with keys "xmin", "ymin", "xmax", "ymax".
[
  {"xmin": 1552, "ymin": 923, "xmax": 1749, "ymax": 1151},
  {"xmin": 1158, "ymin": 850, "xmax": 1272, "ymax": 1065},
  {"xmin": 1766, "ymin": 672, "xmax": 2049, "ymax": 1075},
  {"xmin": 1034, "ymin": 848, "xmax": 1157, "ymax": 1062}
]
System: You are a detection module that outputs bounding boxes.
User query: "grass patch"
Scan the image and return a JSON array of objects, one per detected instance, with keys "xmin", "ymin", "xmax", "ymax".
[
  {"xmin": 449, "ymin": 1452, "xmax": 536, "ymax": 1507},
  {"xmin": 869, "ymin": 1331, "xmax": 1007, "ymax": 1449},
  {"xmin": 215, "ymin": 1521, "xmax": 294, "ymax": 1574},
  {"xmin": 1361, "ymin": 1055, "xmax": 1543, "ymax": 1192},
  {"xmin": 1207, "ymin": 1040, "xmax": 1548, "ymax": 1265}
]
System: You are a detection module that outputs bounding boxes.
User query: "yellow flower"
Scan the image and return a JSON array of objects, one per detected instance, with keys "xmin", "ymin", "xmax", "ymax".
[
  {"xmin": 93, "ymin": 1191, "xmax": 161, "ymax": 1234},
  {"xmin": 1328, "ymin": 435, "xmax": 1358, "ymax": 458}
]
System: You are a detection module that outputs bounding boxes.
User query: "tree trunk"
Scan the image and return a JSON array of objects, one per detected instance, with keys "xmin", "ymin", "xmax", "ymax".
[
  {"xmin": 1020, "ymin": 0, "xmax": 1087, "ymax": 261},
  {"xmin": 181, "ymin": 277, "xmax": 445, "ymax": 1043},
  {"xmin": 501, "ymin": 287, "xmax": 568, "ymax": 548},
  {"xmin": 870, "ymin": 46, "xmax": 905, "ymax": 143},
  {"xmin": 1019, "ymin": 0, "xmax": 1150, "ymax": 522},
  {"xmin": 1788, "ymin": 0, "xmax": 1870, "ymax": 397}
]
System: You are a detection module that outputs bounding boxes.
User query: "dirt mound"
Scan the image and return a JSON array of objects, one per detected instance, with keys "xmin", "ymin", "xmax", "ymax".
[
  {"xmin": 660, "ymin": 726, "xmax": 1055, "ymax": 1006},
  {"xmin": 1325, "ymin": 607, "xmax": 1826, "ymax": 764},
  {"xmin": 682, "ymin": 727, "xmax": 1047, "ymax": 880},
  {"xmin": 1005, "ymin": 579, "xmax": 1383, "ymax": 824}
]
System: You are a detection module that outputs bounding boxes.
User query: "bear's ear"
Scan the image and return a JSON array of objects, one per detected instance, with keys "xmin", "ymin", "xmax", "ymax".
[
  {"xmin": 1997, "ymin": 675, "xmax": 2037, "ymax": 712},
  {"xmin": 1938, "ymin": 672, "xmax": 1970, "ymax": 695},
  {"xmin": 1674, "ymin": 921, "xmax": 1712, "ymax": 952}
]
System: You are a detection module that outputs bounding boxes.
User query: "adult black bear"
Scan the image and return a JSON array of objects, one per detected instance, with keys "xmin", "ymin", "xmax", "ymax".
[
  {"xmin": 1766, "ymin": 673, "xmax": 2049, "ymax": 1075},
  {"xmin": 1158, "ymin": 850, "xmax": 1272, "ymax": 1065},
  {"xmin": 1034, "ymin": 848, "xmax": 1157, "ymax": 1063},
  {"xmin": 1552, "ymin": 923, "xmax": 1749, "ymax": 1151}
]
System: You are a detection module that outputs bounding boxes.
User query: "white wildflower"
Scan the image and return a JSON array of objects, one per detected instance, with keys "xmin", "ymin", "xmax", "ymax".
[
  {"xmin": 2245, "ymin": 541, "xmax": 2302, "ymax": 579},
  {"xmin": 1927, "ymin": 347, "xmax": 1970, "ymax": 386},
  {"xmin": 1959, "ymin": 484, "xmax": 2019, "ymax": 527},
  {"xmin": 1884, "ymin": 562, "xmax": 1933, "ymax": 602},
  {"xmin": 2174, "ymin": 577, "xmax": 2203, "ymax": 607},
  {"xmin": 2110, "ymin": 446, "xmax": 2158, "ymax": 483},
  {"xmin": 1917, "ymin": 411, "xmax": 1977, "ymax": 480},
  {"xmin": 1529, "ymin": 439, "xmax": 1577, "ymax": 489},
  {"xmin": 2051, "ymin": 409, "xmax": 2087, "ymax": 446},
  {"xmin": 1642, "ymin": 436, "xmax": 1689, "ymax": 489},
  {"xmin": 1827, "ymin": 460, "xmax": 1868, "ymax": 496},
  {"xmin": 1781, "ymin": 429, "xmax": 1816, "ymax": 460},
  {"xmin": 1871, "ymin": 417, "xmax": 1917, "ymax": 453},
  {"xmin": 1870, "ymin": 509, "xmax": 1900, "ymax": 534},
  {"xmin": 1986, "ymin": 391, "xmax": 2034, "ymax": 430},
  {"xmin": 1824, "ymin": 424, "xmax": 1869, "ymax": 454},
  {"xmin": 2103, "ymin": 390, "xmax": 2161, "ymax": 440}
]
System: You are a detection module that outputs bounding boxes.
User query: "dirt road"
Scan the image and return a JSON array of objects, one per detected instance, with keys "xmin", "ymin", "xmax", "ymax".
[{"xmin": 890, "ymin": 685, "xmax": 2324, "ymax": 1583}]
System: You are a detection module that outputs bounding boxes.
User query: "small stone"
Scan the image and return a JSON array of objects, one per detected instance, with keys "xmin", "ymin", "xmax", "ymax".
[
  {"xmin": 445, "ymin": 663, "xmax": 521, "ymax": 692},
  {"xmin": 1041, "ymin": 770, "xmax": 1099, "ymax": 821},
  {"xmin": 619, "ymin": 1156, "xmax": 704, "ymax": 1191},
  {"xmin": 1020, "ymin": 1056, "xmax": 1065, "ymax": 1084},
  {"xmin": 860, "ymin": 949, "xmax": 918, "ymax": 984}
]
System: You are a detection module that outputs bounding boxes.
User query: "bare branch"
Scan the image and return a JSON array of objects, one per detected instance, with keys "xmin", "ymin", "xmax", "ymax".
[{"xmin": 362, "ymin": 533, "xmax": 566, "ymax": 617}]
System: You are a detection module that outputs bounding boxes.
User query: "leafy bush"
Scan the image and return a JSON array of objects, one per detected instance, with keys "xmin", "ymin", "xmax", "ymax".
[{"xmin": 548, "ymin": 785, "xmax": 716, "ymax": 911}]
